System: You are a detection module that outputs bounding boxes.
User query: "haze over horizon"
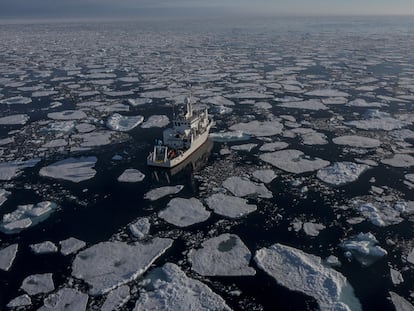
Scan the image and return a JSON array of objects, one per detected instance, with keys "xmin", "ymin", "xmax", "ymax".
[{"xmin": 1, "ymin": 0, "xmax": 414, "ymax": 20}]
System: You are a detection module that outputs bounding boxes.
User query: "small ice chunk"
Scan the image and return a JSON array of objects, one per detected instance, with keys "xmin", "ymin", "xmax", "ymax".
[
  {"xmin": 0, "ymin": 188, "xmax": 11, "ymax": 206},
  {"xmin": 259, "ymin": 141, "xmax": 289, "ymax": 152},
  {"xmin": 305, "ymin": 89, "xmax": 350, "ymax": 97},
  {"xmin": 254, "ymin": 243, "xmax": 361, "ymax": 311},
  {"xmin": 0, "ymin": 244, "xmax": 18, "ymax": 271},
  {"xmin": 134, "ymin": 263, "xmax": 231, "ymax": 310},
  {"xmin": 209, "ymin": 131, "xmax": 251, "ymax": 142},
  {"xmin": 340, "ymin": 232, "xmax": 387, "ymax": 266},
  {"xmin": 346, "ymin": 99, "xmax": 385, "ymax": 108},
  {"xmin": 47, "ymin": 110, "xmax": 87, "ymax": 120},
  {"xmin": 30, "ymin": 241, "xmax": 58, "ymax": 254},
  {"xmin": 189, "ymin": 234, "xmax": 255, "ymax": 276},
  {"xmin": 223, "ymin": 176, "xmax": 272, "ymax": 198},
  {"xmin": 101, "ymin": 285, "xmax": 130, "ymax": 311},
  {"xmin": 40, "ymin": 156, "xmax": 97, "ymax": 183},
  {"xmin": 325, "ymin": 255, "xmax": 341, "ymax": 267},
  {"xmin": 75, "ymin": 123, "xmax": 96, "ymax": 133},
  {"xmin": 72, "ymin": 238, "xmax": 173, "ymax": 295},
  {"xmin": 72, "ymin": 131, "xmax": 114, "ymax": 147},
  {"xmin": 389, "ymin": 292, "xmax": 414, "ymax": 311},
  {"xmin": 141, "ymin": 115, "xmax": 169, "ymax": 128},
  {"xmin": 357, "ymin": 202, "xmax": 404, "ymax": 227},
  {"xmin": 252, "ymin": 169, "xmax": 277, "ymax": 183},
  {"xmin": 144, "ymin": 185, "xmax": 184, "ymax": 201},
  {"xmin": 127, "ymin": 98, "xmax": 152, "ymax": 106},
  {"xmin": 229, "ymin": 120, "xmax": 283, "ymax": 137},
  {"xmin": 159, "ymin": 198, "xmax": 210, "ymax": 227},
  {"xmin": 205, "ymin": 193, "xmax": 257, "ymax": 218},
  {"xmin": 129, "ymin": 218, "xmax": 150, "ymax": 239},
  {"xmin": 390, "ymin": 268, "xmax": 404, "ymax": 285},
  {"xmin": 231, "ymin": 143, "xmax": 257, "ymax": 152},
  {"xmin": 0, "ymin": 96, "xmax": 32, "ymax": 105},
  {"xmin": 38, "ymin": 288, "xmax": 88, "ymax": 311},
  {"xmin": 317, "ymin": 162, "xmax": 370, "ymax": 186},
  {"xmin": 21, "ymin": 273, "xmax": 54, "ymax": 295},
  {"xmin": 60, "ymin": 237, "xmax": 86, "ymax": 256},
  {"xmin": 333, "ymin": 135, "xmax": 381, "ymax": 148},
  {"xmin": 118, "ymin": 169, "xmax": 145, "ymax": 183},
  {"xmin": 0, "ymin": 159, "xmax": 40, "ymax": 181},
  {"xmin": 7, "ymin": 294, "xmax": 32, "ymax": 308},
  {"xmin": 303, "ymin": 222, "xmax": 326, "ymax": 237},
  {"xmin": 260, "ymin": 149, "xmax": 329, "ymax": 174},
  {"xmin": 106, "ymin": 113, "xmax": 144, "ymax": 131},
  {"xmin": 0, "ymin": 114, "xmax": 29, "ymax": 125},
  {"xmin": 279, "ymin": 99, "xmax": 329, "ymax": 111},
  {"xmin": 381, "ymin": 154, "xmax": 414, "ymax": 168}
]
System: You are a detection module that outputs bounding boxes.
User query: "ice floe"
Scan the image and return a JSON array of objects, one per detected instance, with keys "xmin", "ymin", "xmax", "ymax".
[
  {"xmin": 30, "ymin": 241, "xmax": 58, "ymax": 254},
  {"xmin": 101, "ymin": 285, "xmax": 130, "ymax": 311},
  {"xmin": 127, "ymin": 98, "xmax": 152, "ymax": 106},
  {"xmin": 389, "ymin": 292, "xmax": 414, "ymax": 311},
  {"xmin": 230, "ymin": 143, "xmax": 257, "ymax": 152},
  {"xmin": 159, "ymin": 198, "xmax": 210, "ymax": 227},
  {"xmin": 356, "ymin": 201, "xmax": 405, "ymax": 227},
  {"xmin": 39, "ymin": 156, "xmax": 97, "ymax": 182},
  {"xmin": 317, "ymin": 162, "xmax": 370, "ymax": 186},
  {"xmin": 7, "ymin": 294, "xmax": 31, "ymax": 308},
  {"xmin": 259, "ymin": 141, "xmax": 289, "ymax": 152},
  {"xmin": 0, "ymin": 189, "xmax": 10, "ymax": 206},
  {"xmin": 38, "ymin": 287, "xmax": 88, "ymax": 311},
  {"xmin": 390, "ymin": 268, "xmax": 404, "ymax": 286},
  {"xmin": 141, "ymin": 115, "xmax": 169, "ymax": 128},
  {"xmin": 134, "ymin": 263, "xmax": 231, "ymax": 311},
  {"xmin": 252, "ymin": 169, "xmax": 277, "ymax": 183},
  {"xmin": 72, "ymin": 131, "xmax": 116, "ymax": 148},
  {"xmin": 229, "ymin": 120, "xmax": 283, "ymax": 137},
  {"xmin": 0, "ymin": 244, "xmax": 18, "ymax": 271},
  {"xmin": 223, "ymin": 176, "xmax": 272, "ymax": 198},
  {"xmin": 254, "ymin": 243, "xmax": 361, "ymax": 311},
  {"xmin": 106, "ymin": 113, "xmax": 144, "ymax": 131},
  {"xmin": 189, "ymin": 234, "xmax": 255, "ymax": 276},
  {"xmin": 381, "ymin": 154, "xmax": 414, "ymax": 168},
  {"xmin": 0, "ymin": 96, "xmax": 32, "ymax": 105},
  {"xmin": 21, "ymin": 273, "xmax": 54, "ymax": 295},
  {"xmin": 279, "ymin": 99, "xmax": 329, "ymax": 111},
  {"xmin": 209, "ymin": 131, "xmax": 250, "ymax": 142},
  {"xmin": 0, "ymin": 114, "xmax": 29, "ymax": 125},
  {"xmin": 144, "ymin": 185, "xmax": 184, "ymax": 201},
  {"xmin": 0, "ymin": 159, "xmax": 40, "ymax": 181},
  {"xmin": 205, "ymin": 193, "xmax": 257, "ymax": 218},
  {"xmin": 117, "ymin": 169, "xmax": 145, "ymax": 183},
  {"xmin": 260, "ymin": 149, "xmax": 329, "ymax": 174},
  {"xmin": 303, "ymin": 222, "xmax": 326, "ymax": 237},
  {"xmin": 60, "ymin": 237, "xmax": 86, "ymax": 256},
  {"xmin": 346, "ymin": 117, "xmax": 408, "ymax": 131},
  {"xmin": 129, "ymin": 218, "xmax": 150, "ymax": 239},
  {"xmin": 332, "ymin": 135, "xmax": 381, "ymax": 148},
  {"xmin": 72, "ymin": 238, "xmax": 173, "ymax": 295},
  {"xmin": 340, "ymin": 233, "xmax": 387, "ymax": 266},
  {"xmin": 346, "ymin": 98, "xmax": 385, "ymax": 108},
  {"xmin": 47, "ymin": 110, "xmax": 87, "ymax": 120}
]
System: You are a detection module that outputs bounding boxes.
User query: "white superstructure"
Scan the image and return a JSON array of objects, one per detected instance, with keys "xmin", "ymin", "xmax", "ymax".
[{"xmin": 147, "ymin": 96, "xmax": 213, "ymax": 168}]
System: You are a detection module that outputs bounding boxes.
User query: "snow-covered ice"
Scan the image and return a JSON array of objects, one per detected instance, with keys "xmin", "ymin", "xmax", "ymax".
[
  {"xmin": 305, "ymin": 89, "xmax": 350, "ymax": 97},
  {"xmin": 159, "ymin": 198, "xmax": 210, "ymax": 227},
  {"xmin": 389, "ymin": 292, "xmax": 414, "ymax": 311},
  {"xmin": 189, "ymin": 234, "xmax": 255, "ymax": 276},
  {"xmin": 259, "ymin": 141, "xmax": 289, "ymax": 152},
  {"xmin": 0, "ymin": 189, "xmax": 10, "ymax": 207},
  {"xmin": 205, "ymin": 193, "xmax": 257, "ymax": 218},
  {"xmin": 252, "ymin": 169, "xmax": 277, "ymax": 183},
  {"xmin": 303, "ymin": 222, "xmax": 326, "ymax": 237},
  {"xmin": 7, "ymin": 294, "xmax": 31, "ymax": 308},
  {"xmin": 60, "ymin": 237, "xmax": 86, "ymax": 255},
  {"xmin": 0, "ymin": 159, "xmax": 40, "ymax": 181},
  {"xmin": 390, "ymin": 268, "xmax": 404, "ymax": 286},
  {"xmin": 134, "ymin": 263, "xmax": 231, "ymax": 311},
  {"xmin": 260, "ymin": 149, "xmax": 329, "ymax": 174},
  {"xmin": 231, "ymin": 143, "xmax": 257, "ymax": 152},
  {"xmin": 129, "ymin": 218, "xmax": 150, "ymax": 239},
  {"xmin": 0, "ymin": 96, "xmax": 32, "ymax": 105},
  {"xmin": 117, "ymin": 169, "xmax": 145, "ymax": 183},
  {"xmin": 0, "ymin": 114, "xmax": 29, "ymax": 125},
  {"xmin": 39, "ymin": 156, "xmax": 97, "ymax": 182},
  {"xmin": 255, "ymin": 243, "xmax": 361, "ymax": 311},
  {"xmin": 141, "ymin": 115, "xmax": 169, "ymax": 128},
  {"xmin": 317, "ymin": 162, "xmax": 370, "ymax": 186},
  {"xmin": 381, "ymin": 154, "xmax": 414, "ymax": 168},
  {"xmin": 47, "ymin": 110, "xmax": 87, "ymax": 120},
  {"xmin": 101, "ymin": 285, "xmax": 130, "ymax": 311},
  {"xmin": 144, "ymin": 185, "xmax": 184, "ymax": 201},
  {"xmin": 38, "ymin": 287, "xmax": 88, "ymax": 311},
  {"xmin": 356, "ymin": 201, "xmax": 405, "ymax": 227},
  {"xmin": 332, "ymin": 135, "xmax": 381, "ymax": 148},
  {"xmin": 0, "ymin": 244, "xmax": 18, "ymax": 271},
  {"xmin": 106, "ymin": 113, "xmax": 144, "ymax": 132},
  {"xmin": 209, "ymin": 131, "xmax": 251, "ymax": 142},
  {"xmin": 21, "ymin": 273, "xmax": 54, "ymax": 295},
  {"xmin": 346, "ymin": 117, "xmax": 407, "ymax": 131},
  {"xmin": 72, "ymin": 238, "xmax": 173, "ymax": 295},
  {"xmin": 30, "ymin": 241, "xmax": 58, "ymax": 254},
  {"xmin": 229, "ymin": 120, "xmax": 283, "ymax": 137},
  {"xmin": 279, "ymin": 99, "xmax": 329, "ymax": 111},
  {"xmin": 223, "ymin": 176, "xmax": 273, "ymax": 198},
  {"xmin": 340, "ymin": 233, "xmax": 387, "ymax": 266}
]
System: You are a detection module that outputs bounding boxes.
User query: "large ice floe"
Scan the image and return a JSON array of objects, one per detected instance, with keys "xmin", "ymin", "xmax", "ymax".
[
  {"xmin": 144, "ymin": 185, "xmax": 184, "ymax": 201},
  {"xmin": 134, "ymin": 263, "xmax": 231, "ymax": 311},
  {"xmin": 72, "ymin": 238, "xmax": 173, "ymax": 295},
  {"xmin": 254, "ymin": 243, "xmax": 362, "ymax": 311},
  {"xmin": 159, "ymin": 198, "xmax": 210, "ymax": 227},
  {"xmin": 389, "ymin": 292, "xmax": 414, "ymax": 311},
  {"xmin": 305, "ymin": 89, "xmax": 350, "ymax": 97},
  {"xmin": 205, "ymin": 193, "xmax": 257, "ymax": 218},
  {"xmin": 106, "ymin": 113, "xmax": 144, "ymax": 131},
  {"xmin": 39, "ymin": 156, "xmax": 97, "ymax": 182},
  {"xmin": 316, "ymin": 162, "xmax": 370, "ymax": 186},
  {"xmin": 60, "ymin": 237, "xmax": 86, "ymax": 255},
  {"xmin": 117, "ymin": 169, "xmax": 145, "ymax": 183},
  {"xmin": 209, "ymin": 131, "xmax": 250, "ymax": 142},
  {"xmin": 223, "ymin": 176, "xmax": 273, "ymax": 198},
  {"xmin": 381, "ymin": 154, "xmax": 414, "ymax": 168},
  {"xmin": 345, "ymin": 117, "xmax": 408, "ymax": 131},
  {"xmin": 7, "ymin": 294, "xmax": 31, "ymax": 308},
  {"xmin": 0, "ymin": 159, "xmax": 40, "ymax": 181},
  {"xmin": 252, "ymin": 169, "xmax": 277, "ymax": 183},
  {"xmin": 0, "ymin": 244, "xmax": 18, "ymax": 271},
  {"xmin": 260, "ymin": 149, "xmax": 329, "ymax": 174},
  {"xmin": 332, "ymin": 135, "xmax": 381, "ymax": 148},
  {"xmin": 38, "ymin": 287, "xmax": 88, "ymax": 311},
  {"xmin": 0, "ymin": 201, "xmax": 58, "ymax": 234},
  {"xmin": 340, "ymin": 233, "xmax": 387, "ymax": 267},
  {"xmin": 229, "ymin": 120, "xmax": 283, "ymax": 137},
  {"xmin": 189, "ymin": 234, "xmax": 255, "ymax": 276},
  {"xmin": 101, "ymin": 285, "xmax": 130, "ymax": 311},
  {"xmin": 47, "ymin": 110, "xmax": 87, "ymax": 120},
  {"xmin": 0, "ymin": 114, "xmax": 29, "ymax": 125},
  {"xmin": 21, "ymin": 273, "xmax": 54, "ymax": 295},
  {"xmin": 141, "ymin": 115, "xmax": 169, "ymax": 128}
]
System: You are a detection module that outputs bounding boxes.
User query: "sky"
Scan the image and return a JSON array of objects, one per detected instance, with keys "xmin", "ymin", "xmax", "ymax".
[{"xmin": 1, "ymin": 0, "xmax": 414, "ymax": 19}]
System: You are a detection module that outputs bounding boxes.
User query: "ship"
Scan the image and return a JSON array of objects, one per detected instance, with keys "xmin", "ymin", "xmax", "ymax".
[{"xmin": 147, "ymin": 96, "xmax": 213, "ymax": 168}]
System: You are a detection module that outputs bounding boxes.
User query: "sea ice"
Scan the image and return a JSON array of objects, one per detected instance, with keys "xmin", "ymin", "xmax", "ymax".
[
  {"xmin": 340, "ymin": 233, "xmax": 387, "ymax": 266},
  {"xmin": 254, "ymin": 243, "xmax": 361, "ymax": 311},
  {"xmin": 7, "ymin": 294, "xmax": 31, "ymax": 308},
  {"xmin": 144, "ymin": 185, "xmax": 184, "ymax": 201},
  {"xmin": 47, "ymin": 110, "xmax": 87, "ymax": 120},
  {"xmin": 305, "ymin": 89, "xmax": 350, "ymax": 97},
  {"xmin": 72, "ymin": 131, "xmax": 115, "ymax": 147},
  {"xmin": 205, "ymin": 193, "xmax": 257, "ymax": 218},
  {"xmin": 381, "ymin": 154, "xmax": 414, "ymax": 168},
  {"xmin": 42, "ymin": 138, "xmax": 68, "ymax": 148},
  {"xmin": 389, "ymin": 292, "xmax": 414, "ymax": 311},
  {"xmin": 159, "ymin": 198, "xmax": 210, "ymax": 227},
  {"xmin": 0, "ymin": 114, "xmax": 29, "ymax": 125},
  {"xmin": 317, "ymin": 162, "xmax": 370, "ymax": 186},
  {"xmin": 72, "ymin": 238, "xmax": 173, "ymax": 295},
  {"xmin": 38, "ymin": 287, "xmax": 88, "ymax": 311},
  {"xmin": 346, "ymin": 117, "xmax": 407, "ymax": 131},
  {"xmin": 106, "ymin": 113, "xmax": 144, "ymax": 131},
  {"xmin": 0, "ymin": 189, "xmax": 10, "ymax": 206},
  {"xmin": 189, "ymin": 234, "xmax": 255, "ymax": 276},
  {"xmin": 21, "ymin": 273, "xmax": 54, "ymax": 295},
  {"xmin": 134, "ymin": 263, "xmax": 231, "ymax": 311},
  {"xmin": 0, "ymin": 96, "xmax": 32, "ymax": 105},
  {"xmin": 279, "ymin": 99, "xmax": 329, "ymax": 111},
  {"xmin": 209, "ymin": 131, "xmax": 251, "ymax": 142},
  {"xmin": 223, "ymin": 176, "xmax": 273, "ymax": 198},
  {"xmin": 203, "ymin": 95, "xmax": 235, "ymax": 106},
  {"xmin": 357, "ymin": 202, "xmax": 404, "ymax": 227},
  {"xmin": 141, "ymin": 115, "xmax": 169, "ymax": 128},
  {"xmin": 0, "ymin": 244, "xmax": 18, "ymax": 271},
  {"xmin": 303, "ymin": 222, "xmax": 326, "ymax": 237},
  {"xmin": 259, "ymin": 141, "xmax": 289, "ymax": 152},
  {"xmin": 252, "ymin": 169, "xmax": 277, "ymax": 183},
  {"xmin": 117, "ymin": 169, "xmax": 145, "ymax": 183},
  {"xmin": 39, "ymin": 156, "xmax": 97, "ymax": 183},
  {"xmin": 60, "ymin": 237, "xmax": 86, "ymax": 255},
  {"xmin": 129, "ymin": 218, "xmax": 150, "ymax": 239},
  {"xmin": 127, "ymin": 98, "xmax": 152, "ymax": 106},
  {"xmin": 30, "ymin": 241, "xmax": 58, "ymax": 254},
  {"xmin": 260, "ymin": 149, "xmax": 329, "ymax": 174},
  {"xmin": 229, "ymin": 120, "xmax": 283, "ymax": 137},
  {"xmin": 332, "ymin": 135, "xmax": 381, "ymax": 148},
  {"xmin": 101, "ymin": 285, "xmax": 130, "ymax": 311},
  {"xmin": 346, "ymin": 99, "xmax": 385, "ymax": 108},
  {"xmin": 390, "ymin": 268, "xmax": 404, "ymax": 285},
  {"xmin": 0, "ymin": 159, "xmax": 40, "ymax": 181},
  {"xmin": 231, "ymin": 143, "xmax": 257, "ymax": 152}
]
